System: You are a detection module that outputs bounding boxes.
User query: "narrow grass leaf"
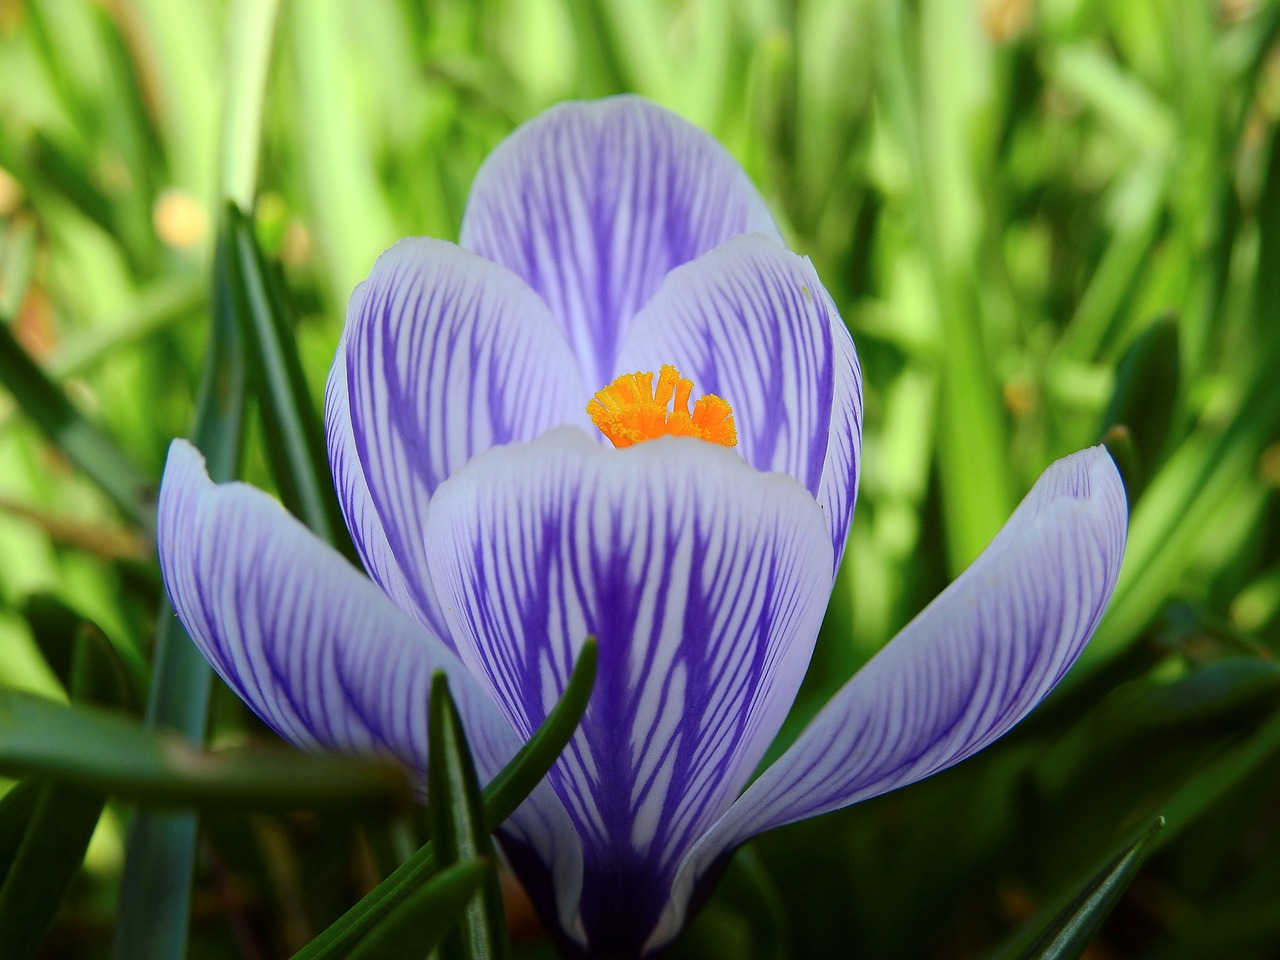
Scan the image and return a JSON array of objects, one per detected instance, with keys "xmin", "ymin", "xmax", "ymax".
[
  {"xmin": 429, "ymin": 673, "xmax": 510, "ymax": 960},
  {"xmin": 348, "ymin": 859, "xmax": 491, "ymax": 960},
  {"xmin": 0, "ymin": 620, "xmax": 134, "ymax": 959},
  {"xmin": 0, "ymin": 316, "xmax": 154, "ymax": 534},
  {"xmin": 481, "ymin": 637, "xmax": 597, "ymax": 832},
  {"xmin": 225, "ymin": 202, "xmax": 351, "ymax": 551},
  {"xmin": 0, "ymin": 691, "xmax": 410, "ymax": 811},
  {"xmin": 1018, "ymin": 817, "xmax": 1165, "ymax": 960},
  {"xmin": 113, "ymin": 211, "xmax": 250, "ymax": 960},
  {"xmin": 0, "ymin": 780, "xmax": 42, "ymax": 886},
  {"xmin": 291, "ymin": 638, "xmax": 597, "ymax": 960},
  {"xmin": 1004, "ymin": 817, "xmax": 1165, "ymax": 960}
]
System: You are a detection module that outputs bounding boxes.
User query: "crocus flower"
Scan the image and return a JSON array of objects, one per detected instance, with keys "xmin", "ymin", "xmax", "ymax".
[{"xmin": 158, "ymin": 96, "xmax": 1127, "ymax": 958}]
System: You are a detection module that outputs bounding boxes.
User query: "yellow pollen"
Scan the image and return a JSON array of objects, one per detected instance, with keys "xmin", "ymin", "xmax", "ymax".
[{"xmin": 588, "ymin": 365, "xmax": 737, "ymax": 449}]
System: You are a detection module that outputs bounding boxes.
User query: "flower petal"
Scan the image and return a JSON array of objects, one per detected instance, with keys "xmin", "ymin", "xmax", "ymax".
[
  {"xmin": 654, "ymin": 447, "xmax": 1127, "ymax": 949},
  {"xmin": 615, "ymin": 234, "xmax": 863, "ymax": 569},
  {"xmin": 423, "ymin": 427, "xmax": 833, "ymax": 953},
  {"xmin": 460, "ymin": 96, "xmax": 782, "ymax": 387},
  {"xmin": 332, "ymin": 237, "xmax": 587, "ymax": 641},
  {"xmin": 156, "ymin": 439, "xmax": 519, "ymax": 783}
]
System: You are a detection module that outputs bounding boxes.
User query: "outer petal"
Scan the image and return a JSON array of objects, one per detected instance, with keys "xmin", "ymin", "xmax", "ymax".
[
  {"xmin": 615, "ymin": 234, "xmax": 863, "ymax": 570},
  {"xmin": 156, "ymin": 439, "xmax": 518, "ymax": 783},
  {"xmin": 330, "ymin": 237, "xmax": 587, "ymax": 642},
  {"xmin": 424, "ymin": 427, "xmax": 833, "ymax": 954},
  {"xmin": 654, "ymin": 447, "xmax": 1127, "ymax": 949},
  {"xmin": 460, "ymin": 96, "xmax": 782, "ymax": 387},
  {"xmin": 159, "ymin": 440, "xmax": 588, "ymax": 930}
]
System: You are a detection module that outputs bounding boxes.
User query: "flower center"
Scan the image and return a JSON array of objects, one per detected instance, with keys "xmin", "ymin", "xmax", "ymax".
[{"xmin": 587, "ymin": 365, "xmax": 737, "ymax": 449}]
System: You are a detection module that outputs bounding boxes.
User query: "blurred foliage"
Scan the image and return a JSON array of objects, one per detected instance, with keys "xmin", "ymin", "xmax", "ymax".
[{"xmin": 0, "ymin": 0, "xmax": 1278, "ymax": 958}]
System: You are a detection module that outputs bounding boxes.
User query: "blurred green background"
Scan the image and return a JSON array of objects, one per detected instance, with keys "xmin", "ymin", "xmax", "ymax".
[{"xmin": 1, "ymin": 0, "xmax": 1279, "ymax": 957}]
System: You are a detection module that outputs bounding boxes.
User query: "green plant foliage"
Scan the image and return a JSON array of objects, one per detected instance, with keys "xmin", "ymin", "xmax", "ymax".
[{"xmin": 0, "ymin": 1, "xmax": 1277, "ymax": 958}]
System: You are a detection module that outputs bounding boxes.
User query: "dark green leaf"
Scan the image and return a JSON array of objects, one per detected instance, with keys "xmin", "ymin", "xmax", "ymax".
[
  {"xmin": 1098, "ymin": 315, "xmax": 1179, "ymax": 496},
  {"xmin": 348, "ymin": 859, "xmax": 491, "ymax": 960},
  {"xmin": 0, "ymin": 621, "xmax": 131, "ymax": 959},
  {"xmin": 21, "ymin": 594, "xmax": 142, "ymax": 710},
  {"xmin": 0, "ymin": 781, "xmax": 103, "ymax": 960},
  {"xmin": 428, "ymin": 673, "xmax": 510, "ymax": 960},
  {"xmin": 0, "ymin": 780, "xmax": 43, "ymax": 887},
  {"xmin": 480, "ymin": 637, "xmax": 597, "ymax": 832},
  {"xmin": 1015, "ymin": 816, "xmax": 1165, "ymax": 960},
  {"xmin": 0, "ymin": 690, "xmax": 410, "ymax": 811},
  {"xmin": 293, "ymin": 638, "xmax": 597, "ymax": 960},
  {"xmin": 223, "ymin": 202, "xmax": 350, "ymax": 552},
  {"xmin": 0, "ymin": 315, "xmax": 154, "ymax": 534},
  {"xmin": 114, "ymin": 175, "xmax": 252, "ymax": 960}
]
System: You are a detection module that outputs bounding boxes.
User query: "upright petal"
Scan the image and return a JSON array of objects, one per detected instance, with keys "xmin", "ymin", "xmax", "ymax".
[
  {"xmin": 615, "ymin": 235, "xmax": 863, "ymax": 570},
  {"xmin": 655, "ymin": 447, "xmax": 1127, "ymax": 949},
  {"xmin": 460, "ymin": 96, "xmax": 782, "ymax": 387},
  {"xmin": 332, "ymin": 237, "xmax": 587, "ymax": 641},
  {"xmin": 156, "ymin": 440, "xmax": 518, "ymax": 784},
  {"xmin": 424, "ymin": 427, "xmax": 832, "ymax": 954}
]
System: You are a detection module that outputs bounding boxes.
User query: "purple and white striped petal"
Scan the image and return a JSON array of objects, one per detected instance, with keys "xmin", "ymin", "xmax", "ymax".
[
  {"xmin": 615, "ymin": 235, "xmax": 863, "ymax": 570},
  {"xmin": 330, "ymin": 237, "xmax": 587, "ymax": 642},
  {"xmin": 460, "ymin": 96, "xmax": 782, "ymax": 387},
  {"xmin": 423, "ymin": 427, "xmax": 833, "ymax": 953},
  {"xmin": 653, "ymin": 446, "xmax": 1127, "ymax": 949},
  {"xmin": 156, "ymin": 440, "xmax": 519, "ymax": 783}
]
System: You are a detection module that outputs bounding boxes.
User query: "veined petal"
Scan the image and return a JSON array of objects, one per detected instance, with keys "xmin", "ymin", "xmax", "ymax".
[
  {"xmin": 424, "ymin": 427, "xmax": 832, "ymax": 953},
  {"xmin": 156, "ymin": 439, "xmax": 518, "ymax": 784},
  {"xmin": 460, "ymin": 96, "xmax": 782, "ymax": 387},
  {"xmin": 325, "ymin": 356, "xmax": 434, "ymax": 631},
  {"xmin": 615, "ymin": 235, "xmax": 863, "ymax": 570},
  {"xmin": 332, "ymin": 237, "xmax": 587, "ymax": 641},
  {"xmin": 655, "ymin": 447, "xmax": 1127, "ymax": 949}
]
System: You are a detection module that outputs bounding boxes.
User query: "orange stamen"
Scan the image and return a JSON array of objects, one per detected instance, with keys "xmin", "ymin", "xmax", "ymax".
[{"xmin": 587, "ymin": 365, "xmax": 737, "ymax": 449}]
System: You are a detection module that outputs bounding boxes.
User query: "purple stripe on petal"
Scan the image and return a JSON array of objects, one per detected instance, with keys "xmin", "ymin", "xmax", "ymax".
[
  {"xmin": 156, "ymin": 439, "xmax": 519, "ymax": 786},
  {"xmin": 423, "ymin": 427, "xmax": 832, "ymax": 954},
  {"xmin": 653, "ymin": 447, "xmax": 1127, "ymax": 950},
  {"xmin": 615, "ymin": 235, "xmax": 863, "ymax": 570},
  {"xmin": 333, "ymin": 238, "xmax": 586, "ymax": 641},
  {"xmin": 460, "ymin": 97, "xmax": 782, "ymax": 387},
  {"xmin": 325, "ymin": 348, "xmax": 439, "ymax": 633}
]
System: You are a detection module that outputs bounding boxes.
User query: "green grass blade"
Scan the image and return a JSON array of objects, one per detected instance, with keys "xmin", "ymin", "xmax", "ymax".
[
  {"xmin": 429, "ymin": 674, "xmax": 510, "ymax": 960},
  {"xmin": 112, "ymin": 205, "xmax": 251, "ymax": 960},
  {"xmin": 0, "ymin": 780, "xmax": 42, "ymax": 886},
  {"xmin": 0, "ymin": 691, "xmax": 410, "ymax": 811},
  {"xmin": 347, "ymin": 860, "xmax": 492, "ymax": 960},
  {"xmin": 480, "ymin": 637, "xmax": 597, "ymax": 832},
  {"xmin": 0, "ymin": 781, "xmax": 104, "ymax": 960},
  {"xmin": 0, "ymin": 616, "xmax": 134, "ymax": 959},
  {"xmin": 225, "ymin": 202, "xmax": 351, "ymax": 550},
  {"xmin": 1014, "ymin": 817, "xmax": 1165, "ymax": 960},
  {"xmin": 292, "ymin": 639, "xmax": 597, "ymax": 960},
  {"xmin": 0, "ymin": 316, "xmax": 155, "ymax": 534}
]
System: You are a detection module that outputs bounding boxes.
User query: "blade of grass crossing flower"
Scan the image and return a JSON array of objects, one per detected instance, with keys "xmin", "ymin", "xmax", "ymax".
[
  {"xmin": 481, "ymin": 637, "xmax": 597, "ymax": 831},
  {"xmin": 1012, "ymin": 817, "xmax": 1164, "ymax": 960},
  {"xmin": 290, "ymin": 639, "xmax": 597, "ymax": 960},
  {"xmin": 0, "ymin": 620, "xmax": 131, "ymax": 959},
  {"xmin": 0, "ymin": 692, "xmax": 410, "ymax": 811},
  {"xmin": 0, "ymin": 316, "xmax": 155, "ymax": 535},
  {"xmin": 428, "ymin": 673, "xmax": 511, "ymax": 960},
  {"xmin": 348, "ymin": 860, "xmax": 492, "ymax": 960},
  {"xmin": 113, "ymin": 165, "xmax": 252, "ymax": 960},
  {"xmin": 225, "ymin": 202, "xmax": 352, "ymax": 552}
]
